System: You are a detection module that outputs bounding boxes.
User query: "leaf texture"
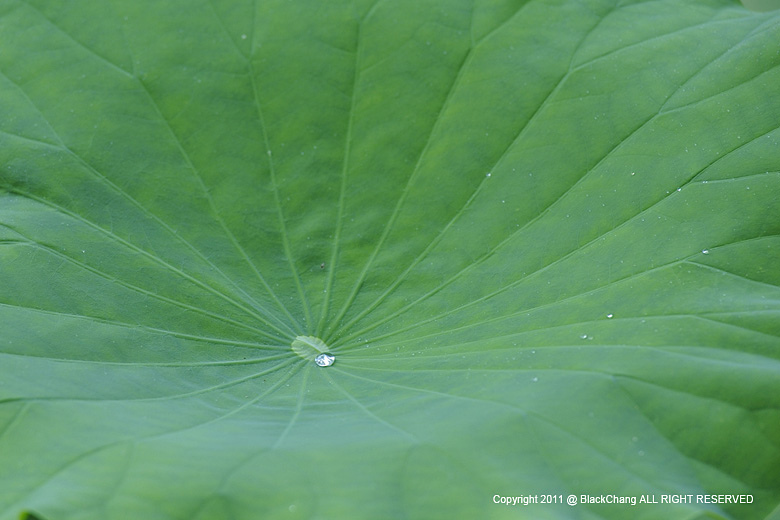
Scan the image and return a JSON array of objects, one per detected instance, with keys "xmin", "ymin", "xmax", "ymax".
[{"xmin": 1, "ymin": 0, "xmax": 779, "ymax": 519}]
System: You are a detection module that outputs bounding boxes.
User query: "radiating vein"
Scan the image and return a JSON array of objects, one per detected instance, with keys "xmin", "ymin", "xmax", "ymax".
[
  {"xmin": 0, "ymin": 402, "xmax": 29, "ymax": 440},
  {"xmin": 336, "ymin": 39, "xmax": 778, "ymax": 346},
  {"xmin": 1, "ymin": 350, "xmax": 289, "ymax": 368},
  {"xmin": 0, "ymin": 300, "xmax": 285, "ymax": 351},
  {"xmin": 271, "ymin": 364, "xmax": 311, "ymax": 449},
  {"xmin": 322, "ymin": 370, "xmax": 417, "ymax": 442},
  {"xmin": 120, "ymin": 12, "xmax": 304, "ymax": 337},
  {"xmin": 14, "ymin": 0, "xmax": 306, "ymax": 337},
  {"xmin": 336, "ymin": 7, "xmax": 774, "ymax": 346},
  {"xmin": 18, "ymin": 0, "xmax": 134, "ymax": 78},
  {"xmin": 0, "ymin": 361, "xmax": 303, "ymax": 516},
  {"xmin": 1, "ymin": 357, "xmax": 298, "ymax": 405},
  {"xmin": 134, "ymin": 75, "xmax": 303, "ymax": 335},
  {"xmin": 333, "ymin": 7, "xmax": 614, "ymax": 344},
  {"xmin": 316, "ymin": 14, "xmax": 363, "ymax": 338},
  {"xmin": 338, "ymin": 230, "xmax": 772, "ymax": 348},
  {"xmin": 355, "ymin": 310, "xmax": 780, "ymax": 359},
  {"xmin": 247, "ymin": 0, "xmax": 313, "ymax": 333},
  {"xmin": 97, "ymin": 442, "xmax": 135, "ymax": 513},
  {"xmin": 202, "ymin": 0, "xmax": 309, "ymax": 333},
  {"xmin": 335, "ymin": 179, "xmax": 489, "ymax": 336},
  {"xmin": 3, "ymin": 234, "xmax": 293, "ymax": 343},
  {"xmin": 685, "ymin": 259, "xmax": 780, "ymax": 292},
  {"xmin": 0, "ymin": 72, "xmax": 296, "ymax": 338},
  {"xmin": 1, "ymin": 187, "xmax": 295, "ymax": 344},
  {"xmin": 324, "ymin": 6, "xmax": 476, "ymax": 342}
]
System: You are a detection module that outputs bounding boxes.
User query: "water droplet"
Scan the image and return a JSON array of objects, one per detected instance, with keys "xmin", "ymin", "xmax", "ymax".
[
  {"xmin": 485, "ymin": 172, "xmax": 491, "ymax": 177},
  {"xmin": 580, "ymin": 334, "xmax": 588, "ymax": 339},
  {"xmin": 702, "ymin": 249, "xmax": 709, "ymax": 254},
  {"xmin": 315, "ymin": 353, "xmax": 335, "ymax": 367},
  {"xmin": 241, "ymin": 34, "xmax": 247, "ymax": 40},
  {"xmin": 606, "ymin": 313, "xmax": 613, "ymax": 318},
  {"xmin": 532, "ymin": 377, "xmax": 538, "ymax": 382}
]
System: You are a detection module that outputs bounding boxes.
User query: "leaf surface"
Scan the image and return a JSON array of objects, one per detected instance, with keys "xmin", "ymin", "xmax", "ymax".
[{"xmin": 1, "ymin": 0, "xmax": 780, "ymax": 519}]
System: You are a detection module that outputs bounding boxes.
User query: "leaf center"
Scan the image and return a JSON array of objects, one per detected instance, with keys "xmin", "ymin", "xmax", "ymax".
[{"xmin": 291, "ymin": 335, "xmax": 331, "ymax": 361}]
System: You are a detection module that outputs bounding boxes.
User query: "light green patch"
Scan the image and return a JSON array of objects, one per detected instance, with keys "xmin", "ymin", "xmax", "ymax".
[{"xmin": 291, "ymin": 335, "xmax": 330, "ymax": 361}]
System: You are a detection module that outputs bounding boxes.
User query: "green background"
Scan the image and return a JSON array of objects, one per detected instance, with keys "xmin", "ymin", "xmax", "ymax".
[{"xmin": 1, "ymin": 0, "xmax": 779, "ymax": 518}]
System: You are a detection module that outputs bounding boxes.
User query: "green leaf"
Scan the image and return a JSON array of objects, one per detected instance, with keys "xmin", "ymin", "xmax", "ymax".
[{"xmin": 2, "ymin": 0, "xmax": 779, "ymax": 519}]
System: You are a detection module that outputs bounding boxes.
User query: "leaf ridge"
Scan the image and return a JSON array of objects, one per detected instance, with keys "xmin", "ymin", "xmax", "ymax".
[
  {"xmin": 334, "ymin": 9, "xmax": 617, "ymax": 344},
  {"xmin": 325, "ymin": 14, "xmax": 476, "ymax": 342},
  {"xmin": 337, "ymin": 41, "xmax": 779, "ymax": 345},
  {"xmin": 242, "ymin": 2, "xmax": 313, "ymax": 333},
  {"xmin": 322, "ymin": 370, "xmax": 418, "ymax": 442},
  {"xmin": 0, "ymin": 301, "xmax": 286, "ymax": 352},
  {"xmin": 316, "ymin": 16, "xmax": 363, "ymax": 338},
  {"xmin": 685, "ymin": 260, "xmax": 780, "ymax": 292},
  {"xmin": 1, "ymin": 357, "xmax": 298, "ymax": 405},
  {"xmin": 1, "ymin": 189, "xmax": 292, "ymax": 344},
  {"xmin": 0, "ymin": 69, "xmax": 298, "ymax": 339},
  {"xmin": 271, "ymin": 364, "xmax": 311, "ymax": 450},
  {"xmin": 5, "ymin": 230, "xmax": 293, "ymax": 342},
  {"xmin": 17, "ymin": 0, "xmax": 134, "ymax": 78},
  {"xmin": 0, "ymin": 363, "xmax": 303, "ymax": 517},
  {"xmin": 134, "ymin": 75, "xmax": 305, "ymax": 338}
]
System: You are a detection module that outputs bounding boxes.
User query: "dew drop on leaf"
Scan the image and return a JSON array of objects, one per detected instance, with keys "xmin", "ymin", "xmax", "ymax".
[{"xmin": 315, "ymin": 353, "xmax": 335, "ymax": 367}]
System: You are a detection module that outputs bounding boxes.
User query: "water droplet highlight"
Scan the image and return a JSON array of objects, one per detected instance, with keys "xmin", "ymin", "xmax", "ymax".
[{"xmin": 315, "ymin": 353, "xmax": 335, "ymax": 367}]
